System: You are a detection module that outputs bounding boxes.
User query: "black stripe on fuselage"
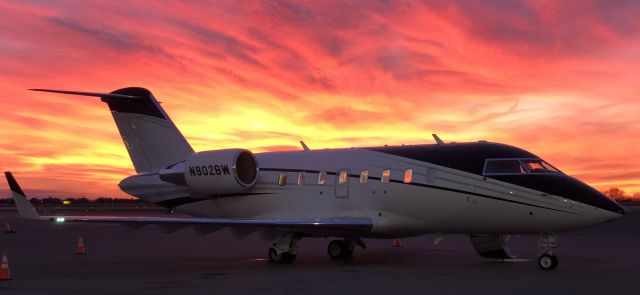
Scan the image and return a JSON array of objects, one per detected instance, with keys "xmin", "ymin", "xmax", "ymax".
[
  {"xmin": 364, "ymin": 144, "xmax": 624, "ymax": 215},
  {"xmin": 365, "ymin": 142, "xmax": 537, "ymax": 175},
  {"xmin": 258, "ymin": 168, "xmax": 577, "ymax": 215}
]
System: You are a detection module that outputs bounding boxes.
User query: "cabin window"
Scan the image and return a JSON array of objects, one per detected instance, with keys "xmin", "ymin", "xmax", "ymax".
[
  {"xmin": 338, "ymin": 171, "xmax": 348, "ymax": 184},
  {"xmin": 278, "ymin": 172, "xmax": 287, "ymax": 186},
  {"xmin": 381, "ymin": 169, "xmax": 391, "ymax": 183},
  {"xmin": 484, "ymin": 159, "xmax": 526, "ymax": 175},
  {"xmin": 297, "ymin": 172, "xmax": 305, "ymax": 185},
  {"xmin": 403, "ymin": 169, "xmax": 413, "ymax": 183},
  {"xmin": 318, "ymin": 171, "xmax": 327, "ymax": 185},
  {"xmin": 360, "ymin": 170, "xmax": 369, "ymax": 184}
]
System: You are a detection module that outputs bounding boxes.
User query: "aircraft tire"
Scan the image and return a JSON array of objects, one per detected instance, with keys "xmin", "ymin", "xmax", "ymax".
[
  {"xmin": 328, "ymin": 240, "xmax": 353, "ymax": 259},
  {"xmin": 268, "ymin": 247, "xmax": 296, "ymax": 264},
  {"xmin": 537, "ymin": 254, "xmax": 558, "ymax": 270}
]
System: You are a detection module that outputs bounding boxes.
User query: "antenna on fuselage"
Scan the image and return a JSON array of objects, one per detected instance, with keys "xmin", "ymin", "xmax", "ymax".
[
  {"xmin": 300, "ymin": 141, "xmax": 310, "ymax": 151},
  {"xmin": 432, "ymin": 134, "xmax": 445, "ymax": 145}
]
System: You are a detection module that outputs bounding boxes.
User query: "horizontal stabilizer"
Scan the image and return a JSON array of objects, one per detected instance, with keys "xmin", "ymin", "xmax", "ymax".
[{"xmin": 29, "ymin": 89, "xmax": 140, "ymax": 99}]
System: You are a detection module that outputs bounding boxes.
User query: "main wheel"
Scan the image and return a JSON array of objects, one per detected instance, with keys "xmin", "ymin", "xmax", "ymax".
[
  {"xmin": 327, "ymin": 240, "xmax": 354, "ymax": 260},
  {"xmin": 538, "ymin": 254, "xmax": 558, "ymax": 270},
  {"xmin": 268, "ymin": 247, "xmax": 296, "ymax": 264}
]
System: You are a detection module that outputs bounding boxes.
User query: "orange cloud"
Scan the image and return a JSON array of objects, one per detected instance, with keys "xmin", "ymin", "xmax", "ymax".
[{"xmin": 0, "ymin": 1, "xmax": 639, "ymax": 198}]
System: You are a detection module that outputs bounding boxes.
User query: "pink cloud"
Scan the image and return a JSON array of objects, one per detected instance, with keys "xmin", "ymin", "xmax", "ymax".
[{"xmin": 0, "ymin": 1, "xmax": 639, "ymax": 198}]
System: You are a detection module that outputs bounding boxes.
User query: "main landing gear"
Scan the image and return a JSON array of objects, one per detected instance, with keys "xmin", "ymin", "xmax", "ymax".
[
  {"xmin": 537, "ymin": 234, "xmax": 558, "ymax": 270},
  {"xmin": 327, "ymin": 239, "xmax": 355, "ymax": 260},
  {"xmin": 268, "ymin": 235, "xmax": 366, "ymax": 263}
]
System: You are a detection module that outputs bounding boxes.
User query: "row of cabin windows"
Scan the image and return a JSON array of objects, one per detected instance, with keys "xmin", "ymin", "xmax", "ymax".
[{"xmin": 277, "ymin": 169, "xmax": 414, "ymax": 186}]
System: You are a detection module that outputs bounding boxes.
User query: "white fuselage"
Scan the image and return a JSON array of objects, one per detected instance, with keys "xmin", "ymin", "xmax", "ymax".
[{"xmin": 119, "ymin": 148, "xmax": 620, "ymax": 238}]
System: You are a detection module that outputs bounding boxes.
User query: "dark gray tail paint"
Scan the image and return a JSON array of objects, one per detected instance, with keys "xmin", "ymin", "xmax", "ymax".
[
  {"xmin": 103, "ymin": 87, "xmax": 194, "ymax": 173},
  {"xmin": 30, "ymin": 87, "xmax": 194, "ymax": 173}
]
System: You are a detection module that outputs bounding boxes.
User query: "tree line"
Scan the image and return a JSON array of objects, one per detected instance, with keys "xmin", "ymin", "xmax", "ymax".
[
  {"xmin": 601, "ymin": 188, "xmax": 640, "ymax": 202},
  {"xmin": 0, "ymin": 197, "xmax": 144, "ymax": 205}
]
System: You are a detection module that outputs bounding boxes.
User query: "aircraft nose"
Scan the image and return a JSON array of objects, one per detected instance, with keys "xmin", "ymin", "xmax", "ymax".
[
  {"xmin": 606, "ymin": 197, "xmax": 625, "ymax": 216},
  {"xmin": 560, "ymin": 176, "xmax": 625, "ymax": 217},
  {"xmin": 583, "ymin": 186, "xmax": 625, "ymax": 217}
]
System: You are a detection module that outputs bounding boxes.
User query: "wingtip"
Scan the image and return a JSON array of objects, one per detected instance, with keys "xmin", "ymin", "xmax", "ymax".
[
  {"xmin": 4, "ymin": 171, "xmax": 25, "ymax": 196},
  {"xmin": 300, "ymin": 141, "xmax": 310, "ymax": 151},
  {"xmin": 4, "ymin": 172, "xmax": 41, "ymax": 220},
  {"xmin": 432, "ymin": 134, "xmax": 445, "ymax": 145}
]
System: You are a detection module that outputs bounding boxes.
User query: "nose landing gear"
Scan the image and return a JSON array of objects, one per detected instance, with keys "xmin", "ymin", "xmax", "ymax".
[
  {"xmin": 268, "ymin": 246, "xmax": 296, "ymax": 264},
  {"xmin": 268, "ymin": 233, "xmax": 301, "ymax": 264},
  {"xmin": 537, "ymin": 234, "xmax": 558, "ymax": 270}
]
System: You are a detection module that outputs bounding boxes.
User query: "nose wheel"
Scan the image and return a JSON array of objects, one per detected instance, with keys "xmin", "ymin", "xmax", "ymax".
[
  {"xmin": 537, "ymin": 234, "xmax": 558, "ymax": 270},
  {"xmin": 537, "ymin": 253, "xmax": 558, "ymax": 270},
  {"xmin": 327, "ymin": 239, "xmax": 354, "ymax": 259},
  {"xmin": 268, "ymin": 233, "xmax": 300, "ymax": 264},
  {"xmin": 268, "ymin": 246, "xmax": 296, "ymax": 264}
]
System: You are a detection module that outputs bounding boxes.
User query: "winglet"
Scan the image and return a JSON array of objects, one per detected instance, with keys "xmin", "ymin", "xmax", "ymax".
[
  {"xmin": 432, "ymin": 134, "xmax": 444, "ymax": 145},
  {"xmin": 4, "ymin": 172, "xmax": 41, "ymax": 220},
  {"xmin": 300, "ymin": 141, "xmax": 310, "ymax": 151}
]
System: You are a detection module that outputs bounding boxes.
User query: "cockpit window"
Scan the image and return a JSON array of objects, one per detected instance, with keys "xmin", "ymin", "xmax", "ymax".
[
  {"xmin": 484, "ymin": 158, "xmax": 561, "ymax": 175},
  {"xmin": 520, "ymin": 159, "xmax": 560, "ymax": 173},
  {"xmin": 484, "ymin": 159, "xmax": 526, "ymax": 174}
]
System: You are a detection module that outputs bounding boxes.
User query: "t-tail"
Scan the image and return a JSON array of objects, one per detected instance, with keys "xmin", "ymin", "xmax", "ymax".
[{"xmin": 30, "ymin": 87, "xmax": 194, "ymax": 173}]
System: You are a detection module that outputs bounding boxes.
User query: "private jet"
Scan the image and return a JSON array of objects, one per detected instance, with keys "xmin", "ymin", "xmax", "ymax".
[{"xmin": 6, "ymin": 87, "xmax": 625, "ymax": 270}]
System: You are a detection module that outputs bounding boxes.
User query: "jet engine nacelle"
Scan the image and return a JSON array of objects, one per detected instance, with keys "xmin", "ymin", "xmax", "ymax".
[{"xmin": 159, "ymin": 149, "xmax": 258, "ymax": 194}]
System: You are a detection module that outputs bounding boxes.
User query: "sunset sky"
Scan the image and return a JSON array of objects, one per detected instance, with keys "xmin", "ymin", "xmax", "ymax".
[{"xmin": 1, "ymin": 1, "xmax": 639, "ymax": 198}]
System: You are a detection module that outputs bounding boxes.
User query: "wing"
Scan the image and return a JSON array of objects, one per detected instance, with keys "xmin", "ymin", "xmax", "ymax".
[
  {"xmin": 44, "ymin": 215, "xmax": 372, "ymax": 236},
  {"xmin": 5, "ymin": 171, "xmax": 372, "ymax": 236}
]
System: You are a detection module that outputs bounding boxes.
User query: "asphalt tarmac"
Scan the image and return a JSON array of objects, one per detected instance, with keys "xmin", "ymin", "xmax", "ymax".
[{"xmin": 0, "ymin": 207, "xmax": 638, "ymax": 295}]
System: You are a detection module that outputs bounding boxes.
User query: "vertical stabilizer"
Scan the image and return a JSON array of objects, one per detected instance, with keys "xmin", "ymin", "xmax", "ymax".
[
  {"xmin": 30, "ymin": 87, "xmax": 195, "ymax": 173},
  {"xmin": 103, "ymin": 88, "xmax": 194, "ymax": 173}
]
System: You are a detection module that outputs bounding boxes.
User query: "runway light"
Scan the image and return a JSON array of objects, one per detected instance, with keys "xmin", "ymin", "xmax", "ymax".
[{"xmin": 55, "ymin": 217, "xmax": 65, "ymax": 223}]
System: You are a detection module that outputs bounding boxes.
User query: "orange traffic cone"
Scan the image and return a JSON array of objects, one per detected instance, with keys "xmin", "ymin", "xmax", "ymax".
[
  {"xmin": 0, "ymin": 253, "xmax": 11, "ymax": 280},
  {"xmin": 392, "ymin": 238, "xmax": 403, "ymax": 247},
  {"xmin": 75, "ymin": 237, "xmax": 86, "ymax": 254},
  {"xmin": 4, "ymin": 223, "xmax": 15, "ymax": 234}
]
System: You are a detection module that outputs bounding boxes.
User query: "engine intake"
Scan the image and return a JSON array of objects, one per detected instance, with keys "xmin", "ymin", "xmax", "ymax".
[{"xmin": 159, "ymin": 149, "xmax": 258, "ymax": 194}]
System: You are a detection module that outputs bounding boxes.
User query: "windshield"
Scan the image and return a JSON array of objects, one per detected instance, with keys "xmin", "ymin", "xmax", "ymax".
[
  {"xmin": 484, "ymin": 158, "xmax": 561, "ymax": 175},
  {"xmin": 484, "ymin": 159, "xmax": 527, "ymax": 174},
  {"xmin": 520, "ymin": 159, "xmax": 560, "ymax": 173}
]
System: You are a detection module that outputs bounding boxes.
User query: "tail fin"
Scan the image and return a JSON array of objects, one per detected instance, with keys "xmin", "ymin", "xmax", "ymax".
[
  {"xmin": 30, "ymin": 87, "xmax": 194, "ymax": 173},
  {"xmin": 4, "ymin": 172, "xmax": 40, "ymax": 220}
]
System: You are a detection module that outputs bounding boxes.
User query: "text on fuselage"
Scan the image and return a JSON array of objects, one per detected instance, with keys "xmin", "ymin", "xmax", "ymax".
[{"xmin": 189, "ymin": 165, "xmax": 230, "ymax": 176}]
